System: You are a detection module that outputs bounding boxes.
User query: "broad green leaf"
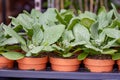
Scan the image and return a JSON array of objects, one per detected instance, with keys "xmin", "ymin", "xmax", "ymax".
[
  {"xmin": 17, "ymin": 14, "xmax": 33, "ymax": 29},
  {"xmin": 79, "ymin": 11, "xmax": 96, "ymax": 20},
  {"xmin": 9, "ymin": 16, "xmax": 19, "ymax": 26},
  {"xmin": 107, "ymin": 10, "xmax": 114, "ymax": 21},
  {"xmin": 95, "ymin": 31, "xmax": 106, "ymax": 46},
  {"xmin": 64, "ymin": 14, "xmax": 73, "ymax": 24},
  {"xmin": 78, "ymin": 53, "xmax": 88, "ymax": 60},
  {"xmin": 80, "ymin": 18, "xmax": 95, "ymax": 28},
  {"xmin": 104, "ymin": 28, "xmax": 120, "ymax": 39},
  {"xmin": 62, "ymin": 30, "xmax": 74, "ymax": 42},
  {"xmin": 111, "ymin": 3, "xmax": 120, "ymax": 20},
  {"xmin": 31, "ymin": 9, "xmax": 42, "ymax": 18},
  {"xmin": 67, "ymin": 17, "xmax": 80, "ymax": 30},
  {"xmin": 73, "ymin": 23, "xmax": 90, "ymax": 43},
  {"xmin": 112, "ymin": 53, "xmax": 120, "ymax": 60},
  {"xmin": 32, "ymin": 24, "xmax": 43, "ymax": 45},
  {"xmin": 70, "ymin": 41, "xmax": 86, "ymax": 46},
  {"xmin": 63, "ymin": 53, "xmax": 73, "ymax": 57},
  {"xmin": 52, "ymin": 44, "xmax": 64, "ymax": 51},
  {"xmin": 1, "ymin": 37, "xmax": 19, "ymax": 46},
  {"xmin": 42, "ymin": 24, "xmax": 65, "ymax": 45},
  {"xmin": 3, "ymin": 25, "xmax": 26, "ymax": 45},
  {"xmin": 3, "ymin": 25, "xmax": 28, "ymax": 52},
  {"xmin": 90, "ymin": 22, "xmax": 99, "ymax": 39},
  {"xmin": 102, "ymin": 49, "xmax": 117, "ymax": 54},
  {"xmin": 39, "ymin": 8, "xmax": 57, "ymax": 26},
  {"xmin": 85, "ymin": 44, "xmax": 102, "ymax": 52},
  {"xmin": 55, "ymin": 9, "xmax": 67, "ymax": 25},
  {"xmin": 43, "ymin": 46, "xmax": 54, "ymax": 51},
  {"xmin": 30, "ymin": 46, "xmax": 44, "ymax": 53},
  {"xmin": 98, "ymin": 12, "xmax": 109, "ymax": 30},
  {"xmin": 98, "ymin": 6, "xmax": 106, "ymax": 14},
  {"xmin": 2, "ymin": 52, "xmax": 24, "ymax": 60},
  {"xmin": 102, "ymin": 39, "xmax": 117, "ymax": 49}
]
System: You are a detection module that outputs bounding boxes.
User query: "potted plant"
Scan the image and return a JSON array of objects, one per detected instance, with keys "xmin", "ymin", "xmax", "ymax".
[
  {"xmin": 77, "ymin": 6, "xmax": 120, "ymax": 72},
  {"xmin": 48, "ymin": 9, "xmax": 83, "ymax": 72},
  {"xmin": 110, "ymin": 3, "xmax": 120, "ymax": 71},
  {"xmin": 0, "ymin": 24, "xmax": 24, "ymax": 69},
  {"xmin": 3, "ymin": 8, "xmax": 65, "ymax": 71}
]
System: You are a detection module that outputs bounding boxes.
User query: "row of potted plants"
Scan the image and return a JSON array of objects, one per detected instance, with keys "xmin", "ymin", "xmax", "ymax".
[{"xmin": 1, "ymin": 4, "xmax": 120, "ymax": 72}]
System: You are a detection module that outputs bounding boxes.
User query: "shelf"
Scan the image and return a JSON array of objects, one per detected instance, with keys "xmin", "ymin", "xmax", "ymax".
[{"xmin": 0, "ymin": 68, "xmax": 120, "ymax": 79}]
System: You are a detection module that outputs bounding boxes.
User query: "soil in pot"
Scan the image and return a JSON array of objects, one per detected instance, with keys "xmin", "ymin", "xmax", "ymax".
[
  {"xmin": 0, "ymin": 55, "xmax": 14, "ymax": 69},
  {"xmin": 49, "ymin": 53, "xmax": 81, "ymax": 72},
  {"xmin": 17, "ymin": 53, "xmax": 48, "ymax": 71},
  {"xmin": 83, "ymin": 54, "xmax": 115, "ymax": 72}
]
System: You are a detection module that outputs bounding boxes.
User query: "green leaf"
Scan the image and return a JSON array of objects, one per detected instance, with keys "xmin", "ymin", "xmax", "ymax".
[
  {"xmin": 90, "ymin": 22, "xmax": 99, "ymax": 39},
  {"xmin": 98, "ymin": 6, "xmax": 106, "ymax": 14},
  {"xmin": 63, "ymin": 53, "xmax": 73, "ymax": 57},
  {"xmin": 67, "ymin": 17, "xmax": 80, "ymax": 30},
  {"xmin": 30, "ymin": 9, "xmax": 42, "ymax": 18},
  {"xmin": 104, "ymin": 28, "xmax": 120, "ymax": 39},
  {"xmin": 9, "ymin": 16, "xmax": 19, "ymax": 27},
  {"xmin": 52, "ymin": 44, "xmax": 64, "ymax": 51},
  {"xmin": 17, "ymin": 14, "xmax": 33, "ymax": 29},
  {"xmin": 111, "ymin": 3, "xmax": 120, "ymax": 21},
  {"xmin": 78, "ymin": 53, "xmax": 88, "ymax": 60},
  {"xmin": 112, "ymin": 53, "xmax": 120, "ymax": 60},
  {"xmin": 102, "ymin": 49, "xmax": 117, "ymax": 54},
  {"xmin": 62, "ymin": 30, "xmax": 74, "ymax": 42},
  {"xmin": 30, "ymin": 46, "xmax": 44, "ymax": 53},
  {"xmin": 102, "ymin": 39, "xmax": 117, "ymax": 49},
  {"xmin": 1, "ymin": 37, "xmax": 19, "ymax": 46},
  {"xmin": 2, "ymin": 52, "xmax": 24, "ymax": 60},
  {"xmin": 42, "ymin": 24, "xmax": 65, "ymax": 45},
  {"xmin": 32, "ymin": 24, "xmax": 43, "ymax": 45},
  {"xmin": 107, "ymin": 10, "xmax": 114, "ymax": 21},
  {"xmin": 95, "ymin": 31, "xmax": 106, "ymax": 46},
  {"xmin": 64, "ymin": 14, "xmax": 73, "ymax": 24},
  {"xmin": 79, "ymin": 11, "xmax": 96, "ymax": 20},
  {"xmin": 85, "ymin": 44, "xmax": 102, "ymax": 52},
  {"xmin": 80, "ymin": 18, "xmax": 95, "ymax": 28},
  {"xmin": 3, "ymin": 25, "xmax": 28, "ymax": 52},
  {"xmin": 39, "ymin": 8, "xmax": 57, "ymax": 26},
  {"xmin": 55, "ymin": 9, "xmax": 67, "ymax": 25},
  {"xmin": 3, "ymin": 25, "xmax": 26, "ymax": 45},
  {"xmin": 73, "ymin": 23, "xmax": 90, "ymax": 43},
  {"xmin": 42, "ymin": 46, "xmax": 54, "ymax": 51},
  {"xmin": 98, "ymin": 11, "xmax": 109, "ymax": 30}
]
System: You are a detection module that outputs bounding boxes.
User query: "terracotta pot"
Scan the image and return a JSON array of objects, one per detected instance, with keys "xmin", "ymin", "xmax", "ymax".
[
  {"xmin": 116, "ymin": 60, "xmax": 120, "ymax": 71},
  {"xmin": 0, "ymin": 56, "xmax": 14, "ymax": 69},
  {"xmin": 83, "ymin": 58, "xmax": 115, "ymax": 72},
  {"xmin": 50, "ymin": 57, "xmax": 81, "ymax": 72},
  {"xmin": 17, "ymin": 56, "xmax": 48, "ymax": 70}
]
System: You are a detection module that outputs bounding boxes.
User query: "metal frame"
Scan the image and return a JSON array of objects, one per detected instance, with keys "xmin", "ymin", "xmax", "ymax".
[{"xmin": 0, "ymin": 68, "xmax": 119, "ymax": 80}]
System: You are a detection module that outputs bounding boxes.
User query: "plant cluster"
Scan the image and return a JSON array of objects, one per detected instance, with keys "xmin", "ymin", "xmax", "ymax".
[{"xmin": 1, "ymin": 4, "xmax": 120, "ymax": 61}]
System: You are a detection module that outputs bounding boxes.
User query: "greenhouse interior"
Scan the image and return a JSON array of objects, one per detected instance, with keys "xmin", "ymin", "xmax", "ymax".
[{"xmin": 1, "ymin": 0, "xmax": 120, "ymax": 80}]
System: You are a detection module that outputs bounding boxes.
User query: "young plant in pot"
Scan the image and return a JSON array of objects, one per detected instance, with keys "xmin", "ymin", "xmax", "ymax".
[
  {"xmin": 110, "ymin": 4, "xmax": 120, "ymax": 71},
  {"xmin": 49, "ymin": 9, "xmax": 83, "ymax": 72},
  {"xmin": 3, "ymin": 23, "xmax": 65, "ymax": 71},
  {"xmin": 77, "ymin": 7, "xmax": 120, "ymax": 72},
  {"xmin": 50, "ymin": 29, "xmax": 82, "ymax": 72},
  {"xmin": 0, "ymin": 24, "xmax": 24, "ymax": 69}
]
